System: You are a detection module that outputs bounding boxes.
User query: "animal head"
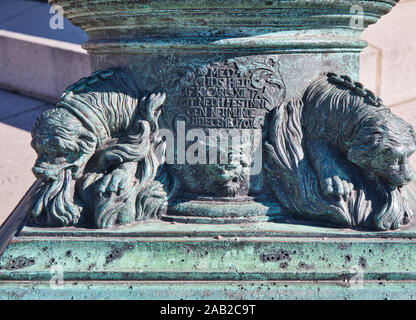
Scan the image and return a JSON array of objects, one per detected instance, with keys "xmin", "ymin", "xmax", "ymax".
[
  {"xmin": 347, "ymin": 111, "xmax": 416, "ymax": 187},
  {"xmin": 303, "ymin": 73, "xmax": 416, "ymax": 188},
  {"xmin": 29, "ymin": 107, "xmax": 98, "ymax": 227},
  {"xmin": 28, "ymin": 69, "xmax": 156, "ymax": 228},
  {"xmin": 31, "ymin": 108, "xmax": 96, "ymax": 181}
]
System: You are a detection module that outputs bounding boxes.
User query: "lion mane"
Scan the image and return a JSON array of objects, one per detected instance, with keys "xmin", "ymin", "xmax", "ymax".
[
  {"xmin": 29, "ymin": 69, "xmax": 168, "ymax": 228},
  {"xmin": 265, "ymin": 73, "xmax": 416, "ymax": 231}
]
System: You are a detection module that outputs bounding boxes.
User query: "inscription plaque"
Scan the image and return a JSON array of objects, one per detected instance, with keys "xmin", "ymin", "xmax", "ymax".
[
  {"xmin": 163, "ymin": 56, "xmax": 286, "ymax": 220},
  {"xmin": 178, "ymin": 57, "xmax": 285, "ymax": 130}
]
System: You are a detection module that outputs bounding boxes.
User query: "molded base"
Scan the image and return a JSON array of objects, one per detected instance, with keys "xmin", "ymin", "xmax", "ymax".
[
  {"xmin": 1, "ymin": 220, "xmax": 416, "ymax": 299},
  {"xmin": 164, "ymin": 198, "xmax": 285, "ymax": 224},
  {"xmin": 2, "ymin": 280, "xmax": 416, "ymax": 300}
]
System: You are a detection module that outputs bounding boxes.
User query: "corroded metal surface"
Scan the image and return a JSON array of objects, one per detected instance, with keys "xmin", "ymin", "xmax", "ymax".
[
  {"xmin": 50, "ymin": 0, "xmax": 398, "ymax": 55},
  {"xmin": 2, "ymin": 221, "xmax": 416, "ymax": 299},
  {"xmin": 23, "ymin": 0, "xmax": 414, "ymax": 230},
  {"xmin": 2, "ymin": 221, "xmax": 416, "ymax": 281},
  {"xmin": 2, "ymin": 281, "xmax": 416, "ymax": 300},
  {"xmin": 2, "ymin": 0, "xmax": 415, "ymax": 300}
]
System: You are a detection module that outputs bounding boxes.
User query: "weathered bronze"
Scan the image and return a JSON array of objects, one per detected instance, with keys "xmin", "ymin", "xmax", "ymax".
[
  {"xmin": 30, "ymin": 69, "xmax": 168, "ymax": 228},
  {"xmin": 28, "ymin": 69, "xmax": 416, "ymax": 231},
  {"xmin": 265, "ymin": 73, "xmax": 416, "ymax": 231},
  {"xmin": 2, "ymin": 0, "xmax": 416, "ymax": 300}
]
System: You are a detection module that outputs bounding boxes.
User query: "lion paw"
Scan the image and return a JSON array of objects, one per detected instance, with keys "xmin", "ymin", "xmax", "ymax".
[
  {"xmin": 98, "ymin": 162, "xmax": 137, "ymax": 196},
  {"xmin": 149, "ymin": 92, "xmax": 166, "ymax": 108},
  {"xmin": 140, "ymin": 92, "xmax": 166, "ymax": 110},
  {"xmin": 321, "ymin": 176, "xmax": 354, "ymax": 199},
  {"xmin": 404, "ymin": 209, "xmax": 413, "ymax": 225}
]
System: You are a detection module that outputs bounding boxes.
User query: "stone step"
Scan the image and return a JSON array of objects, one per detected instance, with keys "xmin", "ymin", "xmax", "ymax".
[
  {"xmin": 0, "ymin": 0, "xmax": 90, "ymax": 102},
  {"xmin": 0, "ymin": 31, "xmax": 90, "ymax": 103},
  {"xmin": 2, "ymin": 219, "xmax": 416, "ymax": 299}
]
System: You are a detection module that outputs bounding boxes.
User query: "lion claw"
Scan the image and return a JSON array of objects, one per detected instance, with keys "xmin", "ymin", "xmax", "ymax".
[
  {"xmin": 97, "ymin": 163, "xmax": 136, "ymax": 196},
  {"xmin": 148, "ymin": 92, "xmax": 166, "ymax": 108},
  {"xmin": 322, "ymin": 176, "xmax": 354, "ymax": 200}
]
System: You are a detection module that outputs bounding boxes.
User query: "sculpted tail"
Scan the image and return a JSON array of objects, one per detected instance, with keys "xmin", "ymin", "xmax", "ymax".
[
  {"xmin": 264, "ymin": 99, "xmax": 376, "ymax": 228},
  {"xmin": 265, "ymin": 100, "xmax": 358, "ymax": 227}
]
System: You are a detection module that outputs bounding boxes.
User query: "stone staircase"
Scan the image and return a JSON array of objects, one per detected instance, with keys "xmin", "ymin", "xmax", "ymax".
[{"xmin": 0, "ymin": 0, "xmax": 90, "ymax": 103}]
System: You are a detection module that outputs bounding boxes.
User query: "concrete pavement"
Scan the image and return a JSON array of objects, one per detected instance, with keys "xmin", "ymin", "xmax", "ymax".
[{"xmin": 0, "ymin": 89, "xmax": 50, "ymax": 224}]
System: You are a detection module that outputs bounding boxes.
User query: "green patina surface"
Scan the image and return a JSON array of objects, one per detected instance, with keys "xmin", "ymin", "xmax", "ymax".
[
  {"xmin": 1, "ymin": 221, "xmax": 416, "ymax": 299},
  {"xmin": 2, "ymin": 281, "xmax": 416, "ymax": 300},
  {"xmin": 2, "ymin": 0, "xmax": 412, "ymax": 300}
]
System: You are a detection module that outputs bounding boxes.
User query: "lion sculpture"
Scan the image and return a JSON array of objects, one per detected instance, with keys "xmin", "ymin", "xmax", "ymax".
[
  {"xmin": 28, "ymin": 69, "xmax": 416, "ymax": 231},
  {"xmin": 29, "ymin": 69, "xmax": 168, "ymax": 228},
  {"xmin": 265, "ymin": 73, "xmax": 416, "ymax": 231}
]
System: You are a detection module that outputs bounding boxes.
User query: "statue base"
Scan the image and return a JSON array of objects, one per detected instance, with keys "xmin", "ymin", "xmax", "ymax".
[
  {"xmin": 1, "ymin": 218, "xmax": 416, "ymax": 299},
  {"xmin": 164, "ymin": 196, "xmax": 285, "ymax": 224}
]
